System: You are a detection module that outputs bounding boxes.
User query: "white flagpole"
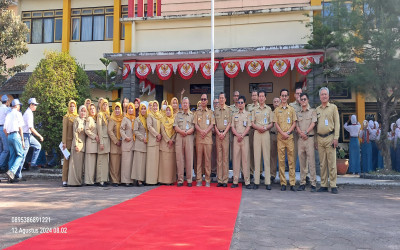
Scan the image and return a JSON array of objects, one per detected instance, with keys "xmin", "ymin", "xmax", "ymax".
[{"xmin": 211, "ymin": 0, "xmax": 215, "ymax": 110}]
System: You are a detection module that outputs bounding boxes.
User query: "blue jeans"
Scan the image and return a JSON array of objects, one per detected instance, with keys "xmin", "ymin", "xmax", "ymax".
[
  {"xmin": 7, "ymin": 132, "xmax": 24, "ymax": 176},
  {"xmin": 16, "ymin": 133, "xmax": 42, "ymax": 178},
  {"xmin": 0, "ymin": 126, "xmax": 9, "ymax": 169}
]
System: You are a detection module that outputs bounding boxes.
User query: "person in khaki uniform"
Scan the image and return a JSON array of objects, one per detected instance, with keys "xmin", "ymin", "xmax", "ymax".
[
  {"xmin": 270, "ymin": 97, "xmax": 280, "ymax": 182},
  {"xmin": 316, "ymin": 87, "xmax": 340, "ymax": 194},
  {"xmin": 147, "ymin": 100, "xmax": 163, "ymax": 185},
  {"xmin": 214, "ymin": 93, "xmax": 231, "ymax": 187},
  {"xmin": 289, "ymin": 87, "xmax": 304, "ymax": 172},
  {"xmin": 159, "ymin": 105, "xmax": 177, "ymax": 184},
  {"xmin": 131, "ymin": 103, "xmax": 148, "ymax": 187},
  {"xmin": 295, "ymin": 93, "xmax": 317, "ymax": 192},
  {"xmin": 274, "ymin": 89, "xmax": 297, "ymax": 191},
  {"xmin": 194, "ymin": 94, "xmax": 215, "ymax": 187},
  {"xmin": 62, "ymin": 100, "xmax": 78, "ymax": 187},
  {"xmin": 84, "ymin": 103, "xmax": 99, "ymax": 185},
  {"xmin": 246, "ymin": 90, "xmax": 259, "ymax": 179},
  {"xmin": 231, "ymin": 96, "xmax": 252, "ymax": 189},
  {"xmin": 120, "ymin": 103, "xmax": 135, "ymax": 186},
  {"xmin": 68, "ymin": 105, "xmax": 87, "ymax": 186},
  {"xmin": 97, "ymin": 99, "xmax": 110, "ymax": 186},
  {"xmin": 251, "ymin": 90, "xmax": 274, "ymax": 190},
  {"xmin": 174, "ymin": 97, "xmax": 195, "ymax": 187},
  {"xmin": 108, "ymin": 102, "xmax": 123, "ymax": 187}
]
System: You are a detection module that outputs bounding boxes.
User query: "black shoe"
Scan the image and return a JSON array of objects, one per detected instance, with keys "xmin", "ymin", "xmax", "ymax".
[
  {"xmin": 177, "ymin": 183, "xmax": 183, "ymax": 187},
  {"xmin": 317, "ymin": 187, "xmax": 329, "ymax": 192},
  {"xmin": 260, "ymin": 175, "xmax": 265, "ymax": 180},
  {"xmin": 270, "ymin": 176, "xmax": 275, "ymax": 182},
  {"xmin": 253, "ymin": 184, "xmax": 259, "ymax": 189},
  {"xmin": 62, "ymin": 183, "xmax": 68, "ymax": 187},
  {"xmin": 99, "ymin": 182, "xmax": 106, "ymax": 187},
  {"xmin": 124, "ymin": 183, "xmax": 133, "ymax": 187},
  {"xmin": 112, "ymin": 183, "xmax": 118, "ymax": 187},
  {"xmin": 331, "ymin": 187, "xmax": 339, "ymax": 194},
  {"xmin": 281, "ymin": 185, "xmax": 286, "ymax": 191},
  {"xmin": 266, "ymin": 185, "xmax": 271, "ymax": 190},
  {"xmin": 217, "ymin": 183, "xmax": 223, "ymax": 187},
  {"xmin": 222, "ymin": 183, "xmax": 227, "ymax": 187},
  {"xmin": 245, "ymin": 184, "xmax": 253, "ymax": 189},
  {"xmin": 231, "ymin": 184, "xmax": 238, "ymax": 188},
  {"xmin": 290, "ymin": 186, "xmax": 296, "ymax": 192},
  {"xmin": 310, "ymin": 185, "xmax": 317, "ymax": 192},
  {"xmin": 297, "ymin": 185, "xmax": 305, "ymax": 191},
  {"xmin": 10, "ymin": 178, "xmax": 20, "ymax": 183},
  {"xmin": 187, "ymin": 183, "xmax": 192, "ymax": 187},
  {"xmin": 211, "ymin": 173, "xmax": 217, "ymax": 177},
  {"xmin": 85, "ymin": 184, "xmax": 95, "ymax": 186},
  {"xmin": 137, "ymin": 182, "xmax": 144, "ymax": 187}
]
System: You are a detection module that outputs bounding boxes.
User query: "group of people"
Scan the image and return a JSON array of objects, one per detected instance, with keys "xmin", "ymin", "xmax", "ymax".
[{"xmin": 57, "ymin": 86, "xmax": 341, "ymax": 194}]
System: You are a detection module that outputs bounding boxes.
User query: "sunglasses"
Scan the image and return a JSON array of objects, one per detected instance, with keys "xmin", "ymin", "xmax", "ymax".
[
  {"xmin": 238, "ymin": 101, "xmax": 244, "ymax": 104},
  {"xmin": 201, "ymin": 98, "xmax": 207, "ymax": 101},
  {"xmin": 300, "ymin": 98, "xmax": 307, "ymax": 101}
]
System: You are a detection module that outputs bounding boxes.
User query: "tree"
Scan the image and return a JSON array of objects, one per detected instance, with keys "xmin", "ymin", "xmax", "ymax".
[
  {"xmin": 0, "ymin": 0, "xmax": 29, "ymax": 81},
  {"xmin": 75, "ymin": 63, "xmax": 91, "ymax": 105},
  {"xmin": 91, "ymin": 58, "xmax": 122, "ymax": 102},
  {"xmin": 306, "ymin": 0, "xmax": 400, "ymax": 172},
  {"xmin": 21, "ymin": 51, "xmax": 90, "ymax": 157}
]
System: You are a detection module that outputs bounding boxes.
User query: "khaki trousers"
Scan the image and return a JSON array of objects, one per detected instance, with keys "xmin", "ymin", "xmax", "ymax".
[
  {"xmin": 317, "ymin": 134, "xmax": 337, "ymax": 188},
  {"xmin": 175, "ymin": 134, "xmax": 194, "ymax": 184},
  {"xmin": 62, "ymin": 148, "xmax": 71, "ymax": 182},
  {"xmin": 216, "ymin": 134, "xmax": 229, "ymax": 184},
  {"xmin": 270, "ymin": 134, "xmax": 277, "ymax": 178},
  {"xmin": 298, "ymin": 136, "xmax": 316, "ymax": 186},
  {"xmin": 253, "ymin": 131, "xmax": 271, "ymax": 185},
  {"xmin": 196, "ymin": 143, "xmax": 212, "ymax": 183},
  {"xmin": 121, "ymin": 151, "xmax": 134, "ymax": 184},
  {"xmin": 96, "ymin": 153, "xmax": 109, "ymax": 183},
  {"xmin": 278, "ymin": 137, "xmax": 295, "ymax": 186},
  {"xmin": 233, "ymin": 136, "xmax": 250, "ymax": 185},
  {"xmin": 84, "ymin": 153, "xmax": 97, "ymax": 185},
  {"xmin": 110, "ymin": 153, "xmax": 121, "ymax": 184}
]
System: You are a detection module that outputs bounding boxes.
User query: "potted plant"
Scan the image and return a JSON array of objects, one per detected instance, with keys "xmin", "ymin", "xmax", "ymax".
[{"xmin": 336, "ymin": 146, "xmax": 349, "ymax": 175}]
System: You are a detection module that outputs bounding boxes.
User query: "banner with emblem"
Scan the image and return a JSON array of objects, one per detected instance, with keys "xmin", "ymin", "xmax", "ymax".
[
  {"xmin": 156, "ymin": 64, "xmax": 173, "ymax": 80},
  {"xmin": 222, "ymin": 61, "xmax": 240, "ymax": 78},
  {"xmin": 135, "ymin": 64, "xmax": 151, "ymax": 79},
  {"xmin": 199, "ymin": 62, "xmax": 219, "ymax": 79},
  {"xmin": 178, "ymin": 63, "xmax": 195, "ymax": 80},
  {"xmin": 295, "ymin": 57, "xmax": 314, "ymax": 75},
  {"xmin": 122, "ymin": 64, "xmax": 130, "ymax": 80},
  {"xmin": 269, "ymin": 59, "xmax": 290, "ymax": 77},
  {"xmin": 245, "ymin": 60, "xmax": 264, "ymax": 77}
]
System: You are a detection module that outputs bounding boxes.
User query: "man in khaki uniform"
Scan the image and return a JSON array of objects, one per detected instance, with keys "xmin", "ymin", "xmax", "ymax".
[
  {"xmin": 194, "ymin": 94, "xmax": 215, "ymax": 187},
  {"xmin": 274, "ymin": 88, "xmax": 297, "ymax": 191},
  {"xmin": 246, "ymin": 90, "xmax": 259, "ymax": 179},
  {"xmin": 289, "ymin": 86, "xmax": 303, "ymax": 172},
  {"xmin": 295, "ymin": 93, "xmax": 317, "ymax": 192},
  {"xmin": 231, "ymin": 95, "xmax": 252, "ymax": 189},
  {"xmin": 316, "ymin": 87, "xmax": 340, "ymax": 194},
  {"xmin": 214, "ymin": 93, "xmax": 231, "ymax": 187},
  {"xmin": 211, "ymin": 98, "xmax": 219, "ymax": 176},
  {"xmin": 270, "ymin": 97, "xmax": 280, "ymax": 182},
  {"xmin": 251, "ymin": 90, "xmax": 274, "ymax": 190},
  {"xmin": 174, "ymin": 97, "xmax": 195, "ymax": 187},
  {"xmin": 229, "ymin": 90, "xmax": 240, "ymax": 168}
]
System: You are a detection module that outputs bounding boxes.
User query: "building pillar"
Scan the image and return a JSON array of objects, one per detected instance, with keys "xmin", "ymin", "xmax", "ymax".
[
  {"xmin": 124, "ymin": 23, "xmax": 132, "ymax": 52},
  {"xmin": 61, "ymin": 0, "xmax": 71, "ymax": 52},
  {"xmin": 113, "ymin": 0, "xmax": 121, "ymax": 53},
  {"xmin": 356, "ymin": 92, "xmax": 365, "ymax": 122}
]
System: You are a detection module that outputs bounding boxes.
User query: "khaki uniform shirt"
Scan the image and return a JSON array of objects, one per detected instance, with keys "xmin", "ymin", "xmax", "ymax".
[
  {"xmin": 214, "ymin": 105, "xmax": 231, "ymax": 132},
  {"xmin": 273, "ymin": 104, "xmax": 297, "ymax": 139},
  {"xmin": 297, "ymin": 107, "xmax": 317, "ymax": 135},
  {"xmin": 246, "ymin": 103, "xmax": 259, "ymax": 123},
  {"xmin": 316, "ymin": 102, "xmax": 340, "ymax": 140},
  {"xmin": 251, "ymin": 104, "xmax": 274, "ymax": 128},
  {"xmin": 173, "ymin": 111, "xmax": 195, "ymax": 131},
  {"xmin": 232, "ymin": 110, "xmax": 251, "ymax": 134},
  {"xmin": 230, "ymin": 104, "xmax": 239, "ymax": 115},
  {"xmin": 193, "ymin": 107, "xmax": 215, "ymax": 144},
  {"xmin": 72, "ymin": 117, "xmax": 86, "ymax": 152},
  {"xmin": 85, "ymin": 116, "xmax": 98, "ymax": 154},
  {"xmin": 133, "ymin": 118, "xmax": 147, "ymax": 153},
  {"xmin": 289, "ymin": 101, "xmax": 302, "ymax": 113}
]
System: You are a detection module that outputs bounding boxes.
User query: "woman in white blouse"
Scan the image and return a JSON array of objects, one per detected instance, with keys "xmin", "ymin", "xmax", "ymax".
[{"xmin": 344, "ymin": 115, "xmax": 361, "ymax": 174}]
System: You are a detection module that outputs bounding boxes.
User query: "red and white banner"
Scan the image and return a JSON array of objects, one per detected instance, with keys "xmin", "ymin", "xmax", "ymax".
[
  {"xmin": 199, "ymin": 62, "xmax": 219, "ymax": 79},
  {"xmin": 295, "ymin": 57, "xmax": 314, "ymax": 75},
  {"xmin": 122, "ymin": 64, "xmax": 130, "ymax": 80},
  {"xmin": 222, "ymin": 62, "xmax": 240, "ymax": 78},
  {"xmin": 139, "ymin": 79, "xmax": 156, "ymax": 96},
  {"xmin": 178, "ymin": 63, "xmax": 195, "ymax": 80},
  {"xmin": 156, "ymin": 64, "xmax": 173, "ymax": 80},
  {"xmin": 136, "ymin": 64, "xmax": 151, "ymax": 79},
  {"xmin": 245, "ymin": 60, "xmax": 264, "ymax": 77},
  {"xmin": 269, "ymin": 59, "xmax": 290, "ymax": 77}
]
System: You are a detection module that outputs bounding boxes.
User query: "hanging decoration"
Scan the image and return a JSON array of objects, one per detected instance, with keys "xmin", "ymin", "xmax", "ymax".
[
  {"xmin": 122, "ymin": 64, "xmax": 130, "ymax": 80},
  {"xmin": 199, "ymin": 62, "xmax": 219, "ymax": 79},
  {"xmin": 135, "ymin": 64, "xmax": 151, "ymax": 79},
  {"xmin": 295, "ymin": 57, "xmax": 314, "ymax": 75},
  {"xmin": 178, "ymin": 63, "xmax": 195, "ymax": 80},
  {"xmin": 269, "ymin": 59, "xmax": 290, "ymax": 77},
  {"xmin": 245, "ymin": 60, "xmax": 264, "ymax": 77},
  {"xmin": 139, "ymin": 79, "xmax": 156, "ymax": 96},
  {"xmin": 222, "ymin": 61, "xmax": 240, "ymax": 78},
  {"xmin": 156, "ymin": 64, "xmax": 173, "ymax": 80}
]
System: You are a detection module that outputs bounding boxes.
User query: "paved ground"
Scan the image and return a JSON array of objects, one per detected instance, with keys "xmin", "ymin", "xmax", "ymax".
[{"xmin": 1, "ymin": 179, "xmax": 400, "ymax": 249}]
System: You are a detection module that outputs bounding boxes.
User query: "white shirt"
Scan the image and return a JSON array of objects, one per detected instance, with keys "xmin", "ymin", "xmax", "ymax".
[
  {"xmin": 368, "ymin": 127, "xmax": 378, "ymax": 141},
  {"xmin": 344, "ymin": 122, "xmax": 361, "ymax": 137},
  {"xmin": 0, "ymin": 104, "xmax": 11, "ymax": 125},
  {"xmin": 4, "ymin": 109, "xmax": 24, "ymax": 133},
  {"xmin": 22, "ymin": 108, "xmax": 34, "ymax": 134}
]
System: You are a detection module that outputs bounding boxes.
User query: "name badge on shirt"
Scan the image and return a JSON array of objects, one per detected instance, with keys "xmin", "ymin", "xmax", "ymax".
[
  {"xmin": 325, "ymin": 119, "xmax": 329, "ymax": 126},
  {"xmin": 287, "ymin": 117, "xmax": 291, "ymax": 124},
  {"xmin": 264, "ymin": 118, "xmax": 267, "ymax": 124},
  {"xmin": 243, "ymin": 121, "xmax": 247, "ymax": 127},
  {"xmin": 186, "ymin": 123, "xmax": 189, "ymax": 130},
  {"xmin": 206, "ymin": 119, "xmax": 210, "ymax": 125},
  {"xmin": 224, "ymin": 120, "xmax": 227, "ymax": 126}
]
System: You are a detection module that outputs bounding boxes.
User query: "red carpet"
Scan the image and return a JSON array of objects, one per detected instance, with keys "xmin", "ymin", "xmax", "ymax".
[{"xmin": 8, "ymin": 183, "xmax": 242, "ymax": 249}]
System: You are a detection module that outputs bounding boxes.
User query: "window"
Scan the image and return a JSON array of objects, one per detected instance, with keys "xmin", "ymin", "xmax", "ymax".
[
  {"xmin": 70, "ymin": 7, "xmax": 114, "ymax": 42},
  {"xmin": 121, "ymin": 5, "xmax": 128, "ymax": 39},
  {"xmin": 22, "ymin": 10, "xmax": 62, "ymax": 44}
]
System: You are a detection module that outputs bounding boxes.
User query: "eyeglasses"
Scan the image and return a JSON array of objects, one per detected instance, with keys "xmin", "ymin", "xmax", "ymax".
[
  {"xmin": 281, "ymin": 95, "xmax": 288, "ymax": 98},
  {"xmin": 300, "ymin": 98, "xmax": 307, "ymax": 101},
  {"xmin": 201, "ymin": 98, "xmax": 207, "ymax": 101},
  {"xmin": 238, "ymin": 101, "xmax": 244, "ymax": 104}
]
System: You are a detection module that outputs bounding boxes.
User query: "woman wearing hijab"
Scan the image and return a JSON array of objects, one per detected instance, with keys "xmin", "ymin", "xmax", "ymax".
[
  {"xmin": 146, "ymin": 100, "xmax": 162, "ymax": 185},
  {"xmin": 134, "ymin": 98, "xmax": 140, "ymax": 118},
  {"xmin": 359, "ymin": 120, "xmax": 372, "ymax": 173},
  {"xmin": 171, "ymin": 97, "xmax": 179, "ymax": 116},
  {"xmin": 120, "ymin": 103, "xmax": 135, "ymax": 186},
  {"xmin": 368, "ymin": 120, "xmax": 379, "ymax": 171},
  {"xmin": 132, "ymin": 103, "xmax": 148, "ymax": 186},
  {"xmin": 84, "ymin": 103, "xmax": 99, "ymax": 185},
  {"xmin": 84, "ymin": 98, "xmax": 91, "ymax": 110},
  {"xmin": 388, "ymin": 123, "xmax": 397, "ymax": 170},
  {"xmin": 108, "ymin": 102, "xmax": 123, "ymax": 187},
  {"xmin": 159, "ymin": 105, "xmax": 177, "ymax": 185},
  {"xmin": 68, "ymin": 105, "xmax": 87, "ymax": 186},
  {"xmin": 97, "ymin": 99, "xmax": 111, "ymax": 187},
  {"xmin": 160, "ymin": 100, "xmax": 168, "ymax": 118},
  {"xmin": 97, "ymin": 97, "xmax": 104, "ymax": 112},
  {"xmin": 374, "ymin": 121, "xmax": 384, "ymax": 169},
  {"xmin": 62, "ymin": 100, "xmax": 78, "ymax": 187},
  {"xmin": 344, "ymin": 115, "xmax": 361, "ymax": 174}
]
